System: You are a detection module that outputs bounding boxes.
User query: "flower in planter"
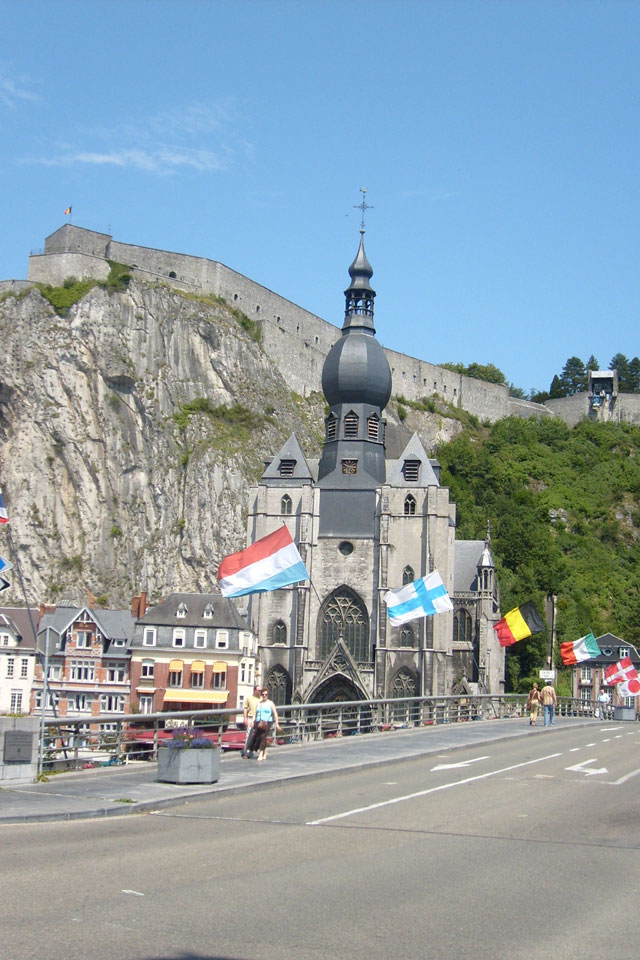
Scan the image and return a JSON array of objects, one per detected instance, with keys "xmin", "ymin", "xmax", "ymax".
[{"xmin": 165, "ymin": 728, "xmax": 216, "ymax": 749}]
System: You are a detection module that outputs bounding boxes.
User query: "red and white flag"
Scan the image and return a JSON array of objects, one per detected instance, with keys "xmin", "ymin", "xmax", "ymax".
[
  {"xmin": 604, "ymin": 657, "xmax": 638, "ymax": 686},
  {"xmin": 618, "ymin": 676, "xmax": 640, "ymax": 698}
]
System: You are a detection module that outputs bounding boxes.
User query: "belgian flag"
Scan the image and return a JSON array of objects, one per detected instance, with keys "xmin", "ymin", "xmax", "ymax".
[{"xmin": 494, "ymin": 601, "xmax": 544, "ymax": 647}]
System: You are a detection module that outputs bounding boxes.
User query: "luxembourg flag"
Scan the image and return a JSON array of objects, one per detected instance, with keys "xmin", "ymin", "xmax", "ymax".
[
  {"xmin": 384, "ymin": 570, "xmax": 453, "ymax": 626},
  {"xmin": 0, "ymin": 489, "xmax": 8, "ymax": 524},
  {"xmin": 217, "ymin": 525, "xmax": 310, "ymax": 598}
]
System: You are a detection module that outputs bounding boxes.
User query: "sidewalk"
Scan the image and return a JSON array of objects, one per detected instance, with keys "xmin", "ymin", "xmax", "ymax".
[{"xmin": 0, "ymin": 716, "xmax": 593, "ymax": 823}]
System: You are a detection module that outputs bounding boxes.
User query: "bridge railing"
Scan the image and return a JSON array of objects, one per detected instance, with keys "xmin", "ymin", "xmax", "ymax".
[{"xmin": 37, "ymin": 693, "xmax": 598, "ymax": 771}]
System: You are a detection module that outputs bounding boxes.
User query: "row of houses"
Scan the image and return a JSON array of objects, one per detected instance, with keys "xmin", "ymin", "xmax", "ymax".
[
  {"xmin": 1, "ymin": 597, "xmax": 639, "ymax": 720},
  {"xmin": 0, "ymin": 592, "xmax": 258, "ymax": 723}
]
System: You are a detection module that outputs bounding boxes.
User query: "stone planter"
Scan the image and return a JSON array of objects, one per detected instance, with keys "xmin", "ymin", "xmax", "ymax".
[{"xmin": 157, "ymin": 747, "xmax": 220, "ymax": 784}]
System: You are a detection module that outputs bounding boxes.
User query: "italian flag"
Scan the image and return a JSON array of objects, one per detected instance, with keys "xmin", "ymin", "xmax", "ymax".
[{"xmin": 560, "ymin": 630, "xmax": 601, "ymax": 665}]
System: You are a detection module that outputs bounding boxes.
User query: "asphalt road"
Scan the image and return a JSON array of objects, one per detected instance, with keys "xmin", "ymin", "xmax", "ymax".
[{"xmin": 4, "ymin": 722, "xmax": 640, "ymax": 960}]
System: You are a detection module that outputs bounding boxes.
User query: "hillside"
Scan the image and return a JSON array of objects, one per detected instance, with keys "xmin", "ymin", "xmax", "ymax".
[{"xmin": 438, "ymin": 416, "xmax": 640, "ymax": 690}]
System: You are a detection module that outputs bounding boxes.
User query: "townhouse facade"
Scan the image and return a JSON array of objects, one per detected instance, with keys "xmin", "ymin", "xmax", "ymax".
[
  {"xmin": 129, "ymin": 593, "xmax": 257, "ymax": 718},
  {"xmin": 0, "ymin": 608, "xmax": 37, "ymax": 715},
  {"xmin": 569, "ymin": 633, "xmax": 640, "ymax": 709}
]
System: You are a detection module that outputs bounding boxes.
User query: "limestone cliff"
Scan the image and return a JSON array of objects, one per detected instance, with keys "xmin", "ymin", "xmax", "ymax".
[{"xmin": 0, "ymin": 279, "xmax": 462, "ymax": 607}]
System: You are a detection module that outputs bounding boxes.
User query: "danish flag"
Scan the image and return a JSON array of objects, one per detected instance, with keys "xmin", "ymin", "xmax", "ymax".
[{"xmin": 604, "ymin": 657, "xmax": 638, "ymax": 686}]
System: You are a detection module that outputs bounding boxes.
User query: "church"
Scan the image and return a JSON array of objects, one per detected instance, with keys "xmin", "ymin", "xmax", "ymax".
[{"xmin": 244, "ymin": 229, "xmax": 505, "ymax": 705}]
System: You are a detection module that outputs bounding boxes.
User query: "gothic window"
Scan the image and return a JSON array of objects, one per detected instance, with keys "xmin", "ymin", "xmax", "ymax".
[
  {"xmin": 319, "ymin": 588, "xmax": 369, "ymax": 662},
  {"xmin": 279, "ymin": 460, "xmax": 296, "ymax": 477},
  {"xmin": 265, "ymin": 665, "xmax": 291, "ymax": 706},
  {"xmin": 391, "ymin": 669, "xmax": 418, "ymax": 722},
  {"xmin": 404, "ymin": 494, "xmax": 416, "ymax": 516},
  {"xmin": 281, "ymin": 494, "xmax": 292, "ymax": 515},
  {"xmin": 367, "ymin": 415, "xmax": 380, "ymax": 441},
  {"xmin": 344, "ymin": 411, "xmax": 359, "ymax": 438},
  {"xmin": 272, "ymin": 620, "xmax": 287, "ymax": 645},
  {"xmin": 454, "ymin": 610, "xmax": 473, "ymax": 643},
  {"xmin": 399, "ymin": 625, "xmax": 415, "ymax": 647},
  {"xmin": 403, "ymin": 460, "xmax": 420, "ymax": 482},
  {"xmin": 402, "ymin": 565, "xmax": 415, "ymax": 585},
  {"xmin": 326, "ymin": 415, "xmax": 338, "ymax": 442}
]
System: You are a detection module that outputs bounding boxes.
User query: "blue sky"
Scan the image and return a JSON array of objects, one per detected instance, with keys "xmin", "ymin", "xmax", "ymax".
[{"xmin": 1, "ymin": 0, "xmax": 639, "ymax": 395}]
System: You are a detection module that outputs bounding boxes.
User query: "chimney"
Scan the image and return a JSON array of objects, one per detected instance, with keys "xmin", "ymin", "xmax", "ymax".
[{"xmin": 131, "ymin": 591, "xmax": 148, "ymax": 619}]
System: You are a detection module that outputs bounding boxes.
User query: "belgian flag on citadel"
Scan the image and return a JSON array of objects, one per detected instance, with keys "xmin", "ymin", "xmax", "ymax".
[{"xmin": 494, "ymin": 601, "xmax": 544, "ymax": 647}]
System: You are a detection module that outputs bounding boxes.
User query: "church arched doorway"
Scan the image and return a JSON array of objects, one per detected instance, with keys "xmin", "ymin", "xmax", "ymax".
[{"xmin": 310, "ymin": 675, "xmax": 363, "ymax": 704}]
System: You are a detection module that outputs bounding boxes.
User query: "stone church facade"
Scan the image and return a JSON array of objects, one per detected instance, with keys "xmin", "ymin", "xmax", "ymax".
[{"xmin": 245, "ymin": 232, "xmax": 505, "ymax": 705}]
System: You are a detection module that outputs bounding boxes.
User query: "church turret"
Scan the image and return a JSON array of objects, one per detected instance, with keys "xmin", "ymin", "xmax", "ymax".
[{"xmin": 317, "ymin": 220, "xmax": 392, "ymax": 535}]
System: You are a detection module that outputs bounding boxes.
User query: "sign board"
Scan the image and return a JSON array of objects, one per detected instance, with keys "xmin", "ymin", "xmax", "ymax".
[{"xmin": 539, "ymin": 669, "xmax": 556, "ymax": 680}]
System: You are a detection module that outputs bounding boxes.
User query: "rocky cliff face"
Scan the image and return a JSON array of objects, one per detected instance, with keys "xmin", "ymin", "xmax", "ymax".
[
  {"xmin": 0, "ymin": 280, "xmax": 327, "ymax": 606},
  {"xmin": 0, "ymin": 279, "xmax": 463, "ymax": 608}
]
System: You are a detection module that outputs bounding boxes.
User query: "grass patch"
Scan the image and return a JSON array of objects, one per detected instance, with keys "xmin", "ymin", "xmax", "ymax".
[{"xmin": 36, "ymin": 277, "xmax": 96, "ymax": 316}]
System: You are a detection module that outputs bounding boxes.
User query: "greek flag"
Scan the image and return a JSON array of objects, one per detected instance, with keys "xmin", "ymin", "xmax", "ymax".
[{"xmin": 384, "ymin": 571, "xmax": 453, "ymax": 626}]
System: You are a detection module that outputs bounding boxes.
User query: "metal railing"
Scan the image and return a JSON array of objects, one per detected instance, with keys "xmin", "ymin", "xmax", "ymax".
[{"xmin": 34, "ymin": 693, "xmax": 607, "ymax": 773}]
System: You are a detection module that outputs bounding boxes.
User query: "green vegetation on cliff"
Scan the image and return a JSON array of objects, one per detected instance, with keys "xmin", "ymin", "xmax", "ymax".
[{"xmin": 438, "ymin": 416, "xmax": 640, "ymax": 691}]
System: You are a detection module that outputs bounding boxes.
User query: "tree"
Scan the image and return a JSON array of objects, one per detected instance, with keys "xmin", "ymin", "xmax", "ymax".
[
  {"xmin": 548, "ymin": 374, "xmax": 565, "ymax": 399},
  {"xmin": 530, "ymin": 388, "xmax": 550, "ymax": 404},
  {"xmin": 508, "ymin": 383, "xmax": 527, "ymax": 399},
  {"xmin": 628, "ymin": 357, "xmax": 640, "ymax": 393},
  {"xmin": 610, "ymin": 353, "xmax": 630, "ymax": 391},
  {"xmin": 559, "ymin": 356, "xmax": 587, "ymax": 396},
  {"xmin": 585, "ymin": 354, "xmax": 599, "ymax": 372}
]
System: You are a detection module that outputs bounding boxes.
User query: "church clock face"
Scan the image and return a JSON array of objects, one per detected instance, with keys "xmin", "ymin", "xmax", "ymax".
[{"xmin": 342, "ymin": 459, "xmax": 358, "ymax": 475}]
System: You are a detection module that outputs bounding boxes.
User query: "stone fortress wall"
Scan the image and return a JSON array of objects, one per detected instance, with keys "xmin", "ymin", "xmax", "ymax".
[{"xmin": 26, "ymin": 225, "xmax": 640, "ymax": 427}]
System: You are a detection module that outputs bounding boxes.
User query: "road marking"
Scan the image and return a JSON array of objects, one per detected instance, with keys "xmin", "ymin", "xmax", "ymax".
[
  {"xmin": 569, "ymin": 747, "xmax": 580, "ymax": 752},
  {"xmin": 602, "ymin": 738, "xmax": 611, "ymax": 743},
  {"xmin": 565, "ymin": 759, "xmax": 608, "ymax": 777},
  {"xmin": 122, "ymin": 889, "xmax": 144, "ymax": 896},
  {"xmin": 306, "ymin": 753, "xmax": 562, "ymax": 825},
  {"xmin": 601, "ymin": 726, "xmax": 623, "ymax": 731},
  {"xmin": 431, "ymin": 756, "xmax": 489, "ymax": 771}
]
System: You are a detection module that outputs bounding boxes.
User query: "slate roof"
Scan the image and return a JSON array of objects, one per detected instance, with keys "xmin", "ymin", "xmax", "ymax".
[
  {"xmin": 454, "ymin": 541, "xmax": 487, "ymax": 593},
  {"xmin": 588, "ymin": 634, "xmax": 640, "ymax": 667},
  {"xmin": 0, "ymin": 607, "xmax": 38, "ymax": 649},
  {"xmin": 37, "ymin": 605, "xmax": 135, "ymax": 654},
  {"xmin": 386, "ymin": 432, "xmax": 440, "ymax": 488},
  {"xmin": 137, "ymin": 593, "xmax": 251, "ymax": 631}
]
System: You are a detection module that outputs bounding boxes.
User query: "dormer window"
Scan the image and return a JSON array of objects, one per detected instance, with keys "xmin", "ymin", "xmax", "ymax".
[
  {"xmin": 403, "ymin": 460, "xmax": 420, "ymax": 483},
  {"xmin": 203, "ymin": 604, "xmax": 214, "ymax": 619},
  {"xmin": 326, "ymin": 415, "xmax": 338, "ymax": 442},
  {"xmin": 176, "ymin": 603, "xmax": 188, "ymax": 618},
  {"xmin": 279, "ymin": 459, "xmax": 296, "ymax": 477},
  {"xmin": 344, "ymin": 412, "xmax": 359, "ymax": 438},
  {"xmin": 281, "ymin": 494, "xmax": 292, "ymax": 515},
  {"xmin": 404, "ymin": 494, "xmax": 417, "ymax": 516}
]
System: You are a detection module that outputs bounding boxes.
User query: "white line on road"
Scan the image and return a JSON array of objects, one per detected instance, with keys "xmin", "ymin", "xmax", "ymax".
[
  {"xmin": 431, "ymin": 756, "xmax": 490, "ymax": 771},
  {"xmin": 608, "ymin": 766, "xmax": 640, "ymax": 786},
  {"xmin": 122, "ymin": 889, "xmax": 144, "ymax": 896},
  {"xmin": 306, "ymin": 753, "xmax": 562, "ymax": 825},
  {"xmin": 565, "ymin": 759, "xmax": 608, "ymax": 777}
]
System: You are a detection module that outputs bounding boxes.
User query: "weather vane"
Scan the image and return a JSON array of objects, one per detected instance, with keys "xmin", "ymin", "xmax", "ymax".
[{"xmin": 354, "ymin": 187, "xmax": 373, "ymax": 232}]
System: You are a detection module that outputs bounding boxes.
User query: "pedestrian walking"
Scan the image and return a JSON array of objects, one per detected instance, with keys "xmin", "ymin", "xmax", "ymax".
[
  {"xmin": 241, "ymin": 684, "xmax": 261, "ymax": 758},
  {"xmin": 597, "ymin": 687, "xmax": 610, "ymax": 720},
  {"xmin": 252, "ymin": 687, "xmax": 281, "ymax": 763},
  {"xmin": 527, "ymin": 682, "xmax": 541, "ymax": 725},
  {"xmin": 540, "ymin": 680, "xmax": 557, "ymax": 726}
]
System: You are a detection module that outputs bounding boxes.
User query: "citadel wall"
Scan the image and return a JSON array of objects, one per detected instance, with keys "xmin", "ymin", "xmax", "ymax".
[{"xmin": 27, "ymin": 224, "xmax": 550, "ymax": 422}]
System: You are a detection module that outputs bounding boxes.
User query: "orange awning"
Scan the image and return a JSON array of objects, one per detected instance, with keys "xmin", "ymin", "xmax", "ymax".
[
  {"xmin": 163, "ymin": 690, "xmax": 228, "ymax": 704},
  {"xmin": 169, "ymin": 660, "xmax": 183, "ymax": 672},
  {"xmin": 212, "ymin": 661, "xmax": 227, "ymax": 673},
  {"xmin": 190, "ymin": 660, "xmax": 205, "ymax": 673}
]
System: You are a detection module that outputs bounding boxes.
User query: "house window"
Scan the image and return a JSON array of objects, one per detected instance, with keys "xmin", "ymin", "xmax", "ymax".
[
  {"xmin": 404, "ymin": 494, "xmax": 416, "ymax": 516},
  {"xmin": 194, "ymin": 629, "xmax": 207, "ymax": 649},
  {"xmin": 212, "ymin": 668, "xmax": 227, "ymax": 689},
  {"xmin": 281, "ymin": 494, "xmax": 292, "ymax": 515},
  {"xmin": 344, "ymin": 412, "xmax": 359, "ymax": 438},
  {"xmin": 6, "ymin": 657, "xmax": 14, "ymax": 678},
  {"xmin": 10, "ymin": 690, "xmax": 22, "ymax": 713},
  {"xmin": 619, "ymin": 648, "xmax": 629, "ymax": 659},
  {"xmin": 403, "ymin": 460, "xmax": 420, "ymax": 483},
  {"xmin": 141, "ymin": 659, "xmax": 154, "ymax": 679},
  {"xmin": 112, "ymin": 638, "xmax": 126, "ymax": 647},
  {"xmin": 139, "ymin": 695, "xmax": 154, "ymax": 715},
  {"xmin": 367, "ymin": 415, "xmax": 380, "ymax": 441},
  {"xmin": 100, "ymin": 694, "xmax": 125, "ymax": 713},
  {"xmin": 203, "ymin": 604, "xmax": 214, "ymax": 619},
  {"xmin": 172, "ymin": 629, "xmax": 185, "ymax": 647},
  {"xmin": 0, "ymin": 634, "xmax": 10, "ymax": 646},
  {"xmin": 21, "ymin": 658, "xmax": 29, "ymax": 678},
  {"xmin": 48, "ymin": 665, "xmax": 61, "ymax": 680},
  {"xmin": 143, "ymin": 628, "xmax": 156, "ymax": 646},
  {"xmin": 279, "ymin": 459, "xmax": 296, "ymax": 477},
  {"xmin": 191, "ymin": 670, "xmax": 204, "ymax": 689},
  {"xmin": 326, "ymin": 415, "xmax": 337, "ymax": 441},
  {"xmin": 580, "ymin": 687, "xmax": 592, "ymax": 703},
  {"xmin": 272, "ymin": 621, "xmax": 287, "ymax": 644},
  {"xmin": 68, "ymin": 693, "xmax": 92, "ymax": 713},
  {"xmin": 168, "ymin": 668, "xmax": 183, "ymax": 688},
  {"xmin": 215, "ymin": 631, "xmax": 229, "ymax": 650},
  {"xmin": 76, "ymin": 631, "xmax": 92, "ymax": 648},
  {"xmin": 176, "ymin": 603, "xmax": 188, "ymax": 618},
  {"xmin": 403, "ymin": 565, "xmax": 415, "ymax": 585},
  {"xmin": 107, "ymin": 662, "xmax": 126, "ymax": 683},
  {"xmin": 70, "ymin": 660, "xmax": 95, "ymax": 681},
  {"xmin": 580, "ymin": 665, "xmax": 592, "ymax": 682}
]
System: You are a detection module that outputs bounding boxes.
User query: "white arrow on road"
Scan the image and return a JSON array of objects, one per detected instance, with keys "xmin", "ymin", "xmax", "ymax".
[
  {"xmin": 565, "ymin": 759, "xmax": 608, "ymax": 777},
  {"xmin": 432, "ymin": 756, "xmax": 490, "ymax": 771}
]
